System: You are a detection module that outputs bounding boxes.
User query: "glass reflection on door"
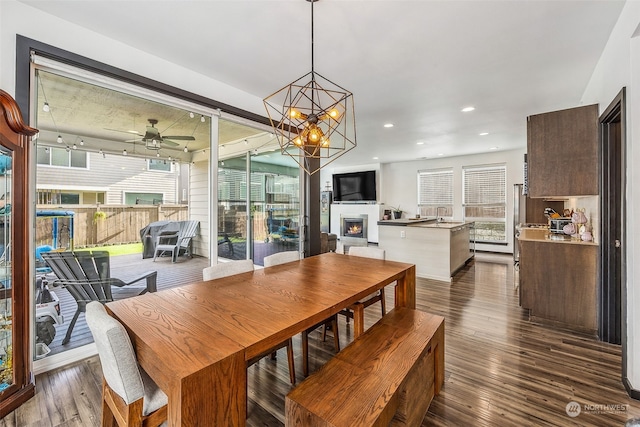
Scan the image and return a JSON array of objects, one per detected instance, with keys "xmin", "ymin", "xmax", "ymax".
[{"xmin": 0, "ymin": 150, "xmax": 13, "ymax": 391}]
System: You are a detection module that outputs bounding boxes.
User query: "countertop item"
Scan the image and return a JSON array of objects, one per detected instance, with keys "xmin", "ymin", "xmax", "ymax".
[{"xmin": 518, "ymin": 228, "xmax": 598, "ymax": 246}]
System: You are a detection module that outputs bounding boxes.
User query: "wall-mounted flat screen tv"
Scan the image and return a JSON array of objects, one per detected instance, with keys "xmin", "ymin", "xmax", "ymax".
[{"xmin": 332, "ymin": 171, "xmax": 377, "ymax": 202}]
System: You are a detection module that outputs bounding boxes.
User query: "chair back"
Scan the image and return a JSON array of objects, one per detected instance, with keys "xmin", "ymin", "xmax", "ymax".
[
  {"xmin": 85, "ymin": 301, "xmax": 145, "ymax": 405},
  {"xmin": 178, "ymin": 220, "xmax": 199, "ymax": 249},
  {"xmin": 41, "ymin": 251, "xmax": 114, "ymax": 303},
  {"xmin": 203, "ymin": 259, "xmax": 254, "ymax": 281},
  {"xmin": 348, "ymin": 246, "xmax": 386, "ymax": 260},
  {"xmin": 263, "ymin": 251, "xmax": 300, "ymax": 267}
]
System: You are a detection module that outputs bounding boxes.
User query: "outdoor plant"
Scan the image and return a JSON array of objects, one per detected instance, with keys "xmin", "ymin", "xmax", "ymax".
[{"xmin": 93, "ymin": 211, "xmax": 107, "ymax": 223}]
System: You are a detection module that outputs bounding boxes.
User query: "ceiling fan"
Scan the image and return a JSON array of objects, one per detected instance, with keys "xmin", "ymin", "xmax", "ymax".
[{"xmin": 111, "ymin": 118, "xmax": 195, "ymax": 150}]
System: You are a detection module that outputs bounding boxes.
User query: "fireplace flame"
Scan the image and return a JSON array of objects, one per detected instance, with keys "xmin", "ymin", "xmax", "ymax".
[{"xmin": 348, "ymin": 225, "xmax": 362, "ymax": 234}]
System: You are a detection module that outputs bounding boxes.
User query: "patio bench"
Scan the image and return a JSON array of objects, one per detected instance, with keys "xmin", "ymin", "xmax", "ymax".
[{"xmin": 285, "ymin": 307, "xmax": 444, "ymax": 426}]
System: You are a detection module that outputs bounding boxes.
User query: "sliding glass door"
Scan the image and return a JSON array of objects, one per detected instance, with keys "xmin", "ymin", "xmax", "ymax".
[{"xmin": 217, "ymin": 134, "xmax": 301, "ymax": 265}]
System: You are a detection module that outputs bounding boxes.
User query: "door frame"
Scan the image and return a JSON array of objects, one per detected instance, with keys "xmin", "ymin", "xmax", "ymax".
[{"xmin": 599, "ymin": 88, "xmax": 627, "ymax": 371}]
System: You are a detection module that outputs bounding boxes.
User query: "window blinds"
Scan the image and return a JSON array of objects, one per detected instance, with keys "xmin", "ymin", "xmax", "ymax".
[
  {"xmin": 418, "ymin": 169, "xmax": 453, "ymax": 205},
  {"xmin": 463, "ymin": 165, "xmax": 506, "ymax": 205}
]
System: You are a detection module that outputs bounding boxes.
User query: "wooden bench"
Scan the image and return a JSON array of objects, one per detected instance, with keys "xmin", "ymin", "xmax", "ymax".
[{"xmin": 285, "ymin": 307, "xmax": 444, "ymax": 426}]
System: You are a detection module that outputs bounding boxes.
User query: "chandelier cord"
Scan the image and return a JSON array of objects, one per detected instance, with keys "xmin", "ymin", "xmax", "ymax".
[{"xmin": 310, "ymin": 0, "xmax": 316, "ymax": 111}]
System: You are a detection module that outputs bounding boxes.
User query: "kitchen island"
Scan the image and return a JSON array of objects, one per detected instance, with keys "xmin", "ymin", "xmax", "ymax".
[{"xmin": 378, "ymin": 218, "xmax": 474, "ymax": 282}]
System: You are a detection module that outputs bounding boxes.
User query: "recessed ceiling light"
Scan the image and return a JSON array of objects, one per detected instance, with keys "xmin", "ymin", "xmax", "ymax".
[
  {"xmin": 461, "ymin": 106, "xmax": 475, "ymax": 112},
  {"xmin": 438, "ymin": 153, "xmax": 444, "ymax": 156},
  {"xmin": 416, "ymin": 142, "xmax": 424, "ymax": 145},
  {"xmin": 373, "ymin": 156, "xmax": 379, "ymax": 160},
  {"xmin": 489, "ymin": 146, "xmax": 498, "ymax": 150},
  {"xmin": 479, "ymin": 132, "xmax": 489, "ymax": 136},
  {"xmin": 383, "ymin": 123, "xmax": 394, "ymax": 128}
]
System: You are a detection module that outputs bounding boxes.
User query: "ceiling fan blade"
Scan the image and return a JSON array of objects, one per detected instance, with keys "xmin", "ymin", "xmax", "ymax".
[
  {"xmin": 105, "ymin": 128, "xmax": 143, "ymax": 137},
  {"xmin": 160, "ymin": 139, "xmax": 180, "ymax": 147},
  {"xmin": 162, "ymin": 135, "xmax": 196, "ymax": 141}
]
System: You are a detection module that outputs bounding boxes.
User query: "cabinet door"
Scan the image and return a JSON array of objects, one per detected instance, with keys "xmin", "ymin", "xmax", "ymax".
[
  {"xmin": 0, "ymin": 90, "xmax": 36, "ymax": 417},
  {"xmin": 527, "ymin": 104, "xmax": 599, "ymax": 197}
]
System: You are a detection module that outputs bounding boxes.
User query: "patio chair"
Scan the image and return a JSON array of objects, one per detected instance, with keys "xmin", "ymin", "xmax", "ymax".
[
  {"xmin": 41, "ymin": 251, "xmax": 157, "ymax": 345},
  {"xmin": 153, "ymin": 220, "xmax": 199, "ymax": 262}
]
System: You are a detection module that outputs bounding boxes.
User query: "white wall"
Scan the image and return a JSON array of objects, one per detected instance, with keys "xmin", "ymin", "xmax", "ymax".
[
  {"xmin": 378, "ymin": 149, "xmax": 526, "ymax": 254},
  {"xmin": 0, "ymin": 1, "xmax": 265, "ymax": 118},
  {"xmin": 581, "ymin": 0, "xmax": 640, "ymax": 394}
]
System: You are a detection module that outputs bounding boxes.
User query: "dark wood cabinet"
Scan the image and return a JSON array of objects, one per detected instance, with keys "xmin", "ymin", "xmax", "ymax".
[
  {"xmin": 0, "ymin": 90, "xmax": 37, "ymax": 417},
  {"xmin": 519, "ymin": 236, "xmax": 597, "ymax": 335},
  {"xmin": 527, "ymin": 104, "xmax": 599, "ymax": 197}
]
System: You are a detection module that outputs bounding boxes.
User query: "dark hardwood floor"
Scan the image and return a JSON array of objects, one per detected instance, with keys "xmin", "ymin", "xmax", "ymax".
[{"xmin": 5, "ymin": 253, "xmax": 640, "ymax": 426}]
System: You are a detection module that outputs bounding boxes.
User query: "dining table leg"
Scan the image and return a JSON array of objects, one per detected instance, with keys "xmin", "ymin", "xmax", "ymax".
[
  {"xmin": 394, "ymin": 265, "xmax": 416, "ymax": 309},
  {"xmin": 352, "ymin": 302, "xmax": 365, "ymax": 337},
  {"xmin": 165, "ymin": 351, "xmax": 247, "ymax": 426}
]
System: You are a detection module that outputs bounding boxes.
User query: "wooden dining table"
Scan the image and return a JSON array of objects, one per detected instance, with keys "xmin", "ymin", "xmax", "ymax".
[{"xmin": 106, "ymin": 252, "xmax": 416, "ymax": 426}]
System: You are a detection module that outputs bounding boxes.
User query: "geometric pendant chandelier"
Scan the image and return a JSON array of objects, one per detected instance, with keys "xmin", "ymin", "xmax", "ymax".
[{"xmin": 263, "ymin": 0, "xmax": 356, "ymax": 175}]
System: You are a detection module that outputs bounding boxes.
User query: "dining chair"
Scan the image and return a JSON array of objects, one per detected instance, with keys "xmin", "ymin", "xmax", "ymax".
[
  {"xmin": 85, "ymin": 301, "xmax": 168, "ymax": 427},
  {"xmin": 264, "ymin": 251, "xmax": 340, "ymax": 376},
  {"xmin": 263, "ymin": 250, "xmax": 300, "ymax": 267},
  {"xmin": 203, "ymin": 259, "xmax": 254, "ymax": 281},
  {"xmin": 342, "ymin": 246, "xmax": 387, "ymax": 322},
  {"xmin": 203, "ymin": 259, "xmax": 296, "ymax": 384}
]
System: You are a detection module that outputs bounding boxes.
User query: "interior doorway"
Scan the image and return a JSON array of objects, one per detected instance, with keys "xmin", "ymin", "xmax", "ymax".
[{"xmin": 599, "ymin": 88, "xmax": 626, "ymax": 346}]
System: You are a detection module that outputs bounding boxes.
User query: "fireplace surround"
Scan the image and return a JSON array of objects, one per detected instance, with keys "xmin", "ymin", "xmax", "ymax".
[{"xmin": 340, "ymin": 214, "xmax": 368, "ymax": 248}]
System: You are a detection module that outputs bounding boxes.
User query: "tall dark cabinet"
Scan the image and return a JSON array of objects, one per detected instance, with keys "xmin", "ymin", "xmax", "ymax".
[
  {"xmin": 527, "ymin": 104, "xmax": 599, "ymax": 197},
  {"xmin": 0, "ymin": 90, "xmax": 37, "ymax": 417}
]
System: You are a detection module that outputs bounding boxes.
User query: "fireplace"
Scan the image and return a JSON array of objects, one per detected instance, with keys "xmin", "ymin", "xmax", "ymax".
[{"xmin": 340, "ymin": 214, "xmax": 368, "ymax": 248}]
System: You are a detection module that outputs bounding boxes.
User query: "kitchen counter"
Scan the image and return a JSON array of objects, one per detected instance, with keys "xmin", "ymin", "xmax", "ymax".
[
  {"xmin": 518, "ymin": 228, "xmax": 598, "ymax": 246},
  {"xmin": 378, "ymin": 221, "xmax": 474, "ymax": 282},
  {"xmin": 377, "ymin": 217, "xmax": 436, "ymax": 226},
  {"xmin": 378, "ymin": 218, "xmax": 474, "ymax": 229}
]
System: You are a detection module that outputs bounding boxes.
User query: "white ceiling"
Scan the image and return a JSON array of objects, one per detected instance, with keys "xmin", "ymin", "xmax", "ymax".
[{"xmin": 21, "ymin": 0, "xmax": 624, "ymax": 167}]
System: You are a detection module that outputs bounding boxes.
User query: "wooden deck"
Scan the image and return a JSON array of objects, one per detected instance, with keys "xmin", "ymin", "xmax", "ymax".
[{"xmin": 44, "ymin": 253, "xmax": 210, "ymax": 356}]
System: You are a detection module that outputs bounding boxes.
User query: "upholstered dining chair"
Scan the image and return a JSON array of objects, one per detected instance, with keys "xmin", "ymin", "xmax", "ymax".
[
  {"xmin": 263, "ymin": 251, "xmax": 340, "ymax": 376},
  {"xmin": 203, "ymin": 259, "xmax": 254, "ymax": 281},
  {"xmin": 85, "ymin": 301, "xmax": 167, "ymax": 427},
  {"xmin": 263, "ymin": 250, "xmax": 301, "ymax": 267},
  {"xmin": 342, "ymin": 246, "xmax": 387, "ymax": 322},
  {"xmin": 203, "ymin": 259, "xmax": 296, "ymax": 384}
]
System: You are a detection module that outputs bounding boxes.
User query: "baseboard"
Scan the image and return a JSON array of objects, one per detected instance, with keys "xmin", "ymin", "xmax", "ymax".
[
  {"xmin": 33, "ymin": 343, "xmax": 97, "ymax": 376},
  {"xmin": 623, "ymin": 376, "xmax": 640, "ymax": 400}
]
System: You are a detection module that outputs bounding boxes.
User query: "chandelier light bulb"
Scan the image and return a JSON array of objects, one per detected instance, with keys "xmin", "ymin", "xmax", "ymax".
[
  {"xmin": 72, "ymin": 143, "xmax": 77, "ymax": 150},
  {"xmin": 123, "ymin": 149, "xmax": 127, "ymax": 156},
  {"xmin": 200, "ymin": 115, "xmax": 205, "ymax": 123},
  {"xmin": 183, "ymin": 146, "xmax": 188, "ymax": 153},
  {"xmin": 189, "ymin": 112, "xmax": 195, "ymax": 118},
  {"xmin": 57, "ymin": 135, "xmax": 63, "ymax": 143},
  {"xmin": 43, "ymin": 102, "xmax": 50, "ymax": 112},
  {"xmin": 80, "ymin": 139, "xmax": 84, "ymax": 146},
  {"xmin": 157, "ymin": 152, "xmax": 161, "ymax": 157}
]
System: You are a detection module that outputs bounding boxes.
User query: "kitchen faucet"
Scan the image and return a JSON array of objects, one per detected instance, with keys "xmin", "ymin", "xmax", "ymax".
[{"xmin": 436, "ymin": 207, "xmax": 446, "ymax": 223}]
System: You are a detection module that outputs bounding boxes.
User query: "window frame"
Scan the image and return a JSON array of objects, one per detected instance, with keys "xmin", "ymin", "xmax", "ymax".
[
  {"xmin": 462, "ymin": 164, "xmax": 507, "ymax": 244},
  {"xmin": 417, "ymin": 168, "xmax": 454, "ymax": 218}
]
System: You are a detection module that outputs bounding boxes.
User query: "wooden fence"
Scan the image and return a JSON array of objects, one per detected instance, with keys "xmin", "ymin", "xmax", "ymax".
[{"xmin": 36, "ymin": 205, "xmax": 189, "ymax": 249}]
